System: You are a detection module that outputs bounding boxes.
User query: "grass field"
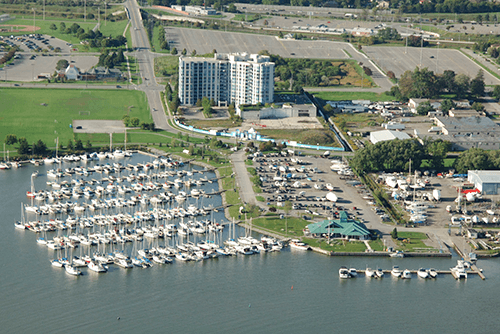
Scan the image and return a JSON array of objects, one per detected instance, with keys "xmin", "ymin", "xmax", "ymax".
[
  {"xmin": 258, "ymin": 129, "xmax": 341, "ymax": 147},
  {"xmin": 154, "ymin": 56, "xmax": 179, "ymax": 77},
  {"xmin": 312, "ymin": 91, "xmax": 396, "ymax": 102},
  {"xmin": 252, "ymin": 215, "xmax": 310, "ymax": 236},
  {"xmin": 0, "ymin": 18, "xmax": 128, "ymax": 51},
  {"xmin": 0, "ymin": 88, "xmax": 149, "ymax": 148},
  {"xmin": 394, "ymin": 232, "xmax": 434, "ymax": 252}
]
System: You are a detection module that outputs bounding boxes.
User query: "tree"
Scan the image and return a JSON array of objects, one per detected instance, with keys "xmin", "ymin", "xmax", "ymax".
[
  {"xmin": 56, "ymin": 59, "xmax": 69, "ymax": 70},
  {"xmin": 4, "ymin": 134, "xmax": 17, "ymax": 145},
  {"xmin": 67, "ymin": 139, "xmax": 74, "ymax": 152},
  {"xmin": 49, "ymin": 23, "xmax": 57, "ymax": 31},
  {"xmin": 60, "ymin": 22, "xmax": 66, "ymax": 32},
  {"xmin": 17, "ymin": 137, "xmax": 29, "ymax": 155},
  {"xmin": 75, "ymin": 139, "xmax": 84, "ymax": 151},
  {"xmin": 425, "ymin": 139, "xmax": 451, "ymax": 170},
  {"xmin": 492, "ymin": 85, "xmax": 500, "ymax": 100},
  {"xmin": 454, "ymin": 148, "xmax": 492, "ymax": 173},
  {"xmin": 440, "ymin": 99, "xmax": 455, "ymax": 114},
  {"xmin": 171, "ymin": 47, "xmax": 178, "ymax": 55},
  {"xmin": 86, "ymin": 140, "xmax": 92, "ymax": 150},
  {"xmin": 191, "ymin": 49, "xmax": 197, "ymax": 56},
  {"xmin": 363, "ymin": 66, "xmax": 372, "ymax": 76},
  {"xmin": 33, "ymin": 140, "xmax": 47, "ymax": 156},
  {"xmin": 454, "ymin": 73, "xmax": 470, "ymax": 98},
  {"xmin": 387, "ymin": 71, "xmax": 396, "ymax": 80},
  {"xmin": 181, "ymin": 48, "xmax": 187, "ymax": 56},
  {"xmin": 127, "ymin": 117, "xmax": 139, "ymax": 127},
  {"xmin": 472, "ymin": 102, "xmax": 484, "ymax": 112},
  {"xmin": 227, "ymin": 3, "xmax": 236, "ymax": 12},
  {"xmin": 391, "ymin": 228, "xmax": 398, "ymax": 239},
  {"xmin": 470, "ymin": 70, "xmax": 485, "ymax": 97},
  {"xmin": 416, "ymin": 101, "xmax": 434, "ymax": 116}
]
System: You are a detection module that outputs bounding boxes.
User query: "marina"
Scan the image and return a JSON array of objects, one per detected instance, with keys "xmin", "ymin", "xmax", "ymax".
[{"xmin": 2, "ymin": 152, "xmax": 500, "ymax": 333}]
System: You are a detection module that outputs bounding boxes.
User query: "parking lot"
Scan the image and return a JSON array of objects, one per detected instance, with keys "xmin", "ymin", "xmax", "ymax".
[
  {"xmin": 249, "ymin": 153, "xmax": 384, "ymax": 231},
  {"xmin": 0, "ymin": 34, "xmax": 98, "ymax": 81},
  {"xmin": 0, "ymin": 34, "xmax": 72, "ymax": 54},
  {"xmin": 166, "ymin": 27, "xmax": 350, "ymax": 58},
  {"xmin": 0, "ymin": 53, "xmax": 98, "ymax": 81},
  {"xmin": 364, "ymin": 46, "xmax": 500, "ymax": 85}
]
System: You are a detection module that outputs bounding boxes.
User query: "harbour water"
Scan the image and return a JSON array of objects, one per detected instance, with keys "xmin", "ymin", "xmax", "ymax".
[{"xmin": 2, "ymin": 154, "xmax": 500, "ymax": 333}]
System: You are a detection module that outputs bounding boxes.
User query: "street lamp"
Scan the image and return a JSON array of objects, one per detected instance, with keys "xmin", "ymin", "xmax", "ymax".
[{"xmin": 32, "ymin": 8, "xmax": 36, "ymax": 33}]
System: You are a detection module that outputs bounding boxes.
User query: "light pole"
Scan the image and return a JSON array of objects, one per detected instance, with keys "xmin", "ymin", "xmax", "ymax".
[
  {"xmin": 32, "ymin": 8, "xmax": 36, "ymax": 33},
  {"xmin": 436, "ymin": 41, "xmax": 440, "ymax": 73},
  {"xmin": 31, "ymin": 62, "xmax": 35, "ymax": 81}
]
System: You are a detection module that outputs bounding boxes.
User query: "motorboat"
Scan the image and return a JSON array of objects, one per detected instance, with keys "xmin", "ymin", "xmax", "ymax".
[
  {"xmin": 375, "ymin": 268, "xmax": 384, "ymax": 278},
  {"xmin": 88, "ymin": 260, "xmax": 107, "ymax": 273},
  {"xmin": 402, "ymin": 269, "xmax": 412, "ymax": 279},
  {"xmin": 427, "ymin": 268, "xmax": 438, "ymax": 279},
  {"xmin": 390, "ymin": 251, "xmax": 404, "ymax": 258},
  {"xmin": 65, "ymin": 264, "xmax": 82, "ymax": 276},
  {"xmin": 417, "ymin": 268, "xmax": 429, "ymax": 279},
  {"xmin": 365, "ymin": 268, "xmax": 375, "ymax": 278},
  {"xmin": 289, "ymin": 239, "xmax": 311, "ymax": 251},
  {"xmin": 339, "ymin": 266, "xmax": 350, "ymax": 279},
  {"xmin": 349, "ymin": 268, "xmax": 357, "ymax": 277},
  {"xmin": 391, "ymin": 265, "xmax": 402, "ymax": 278},
  {"xmin": 450, "ymin": 262, "xmax": 467, "ymax": 279},
  {"xmin": 115, "ymin": 258, "xmax": 133, "ymax": 268},
  {"xmin": 51, "ymin": 259, "xmax": 64, "ymax": 268}
]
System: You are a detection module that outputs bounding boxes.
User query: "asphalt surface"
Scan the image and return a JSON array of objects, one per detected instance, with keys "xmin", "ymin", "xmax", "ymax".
[
  {"xmin": 125, "ymin": 0, "xmax": 173, "ymax": 132},
  {"xmin": 364, "ymin": 46, "xmax": 500, "ymax": 84}
]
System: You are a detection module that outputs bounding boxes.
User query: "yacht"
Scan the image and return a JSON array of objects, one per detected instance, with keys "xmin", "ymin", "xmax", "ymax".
[
  {"xmin": 391, "ymin": 265, "xmax": 402, "ymax": 278},
  {"xmin": 65, "ymin": 264, "xmax": 82, "ymax": 276},
  {"xmin": 115, "ymin": 258, "xmax": 133, "ymax": 268},
  {"xmin": 375, "ymin": 268, "xmax": 384, "ymax": 278},
  {"xmin": 390, "ymin": 251, "xmax": 404, "ymax": 258},
  {"xmin": 339, "ymin": 266, "xmax": 350, "ymax": 279},
  {"xmin": 289, "ymin": 239, "xmax": 311, "ymax": 251},
  {"xmin": 402, "ymin": 269, "xmax": 412, "ymax": 279},
  {"xmin": 417, "ymin": 268, "xmax": 429, "ymax": 279},
  {"xmin": 451, "ymin": 262, "xmax": 467, "ymax": 279},
  {"xmin": 365, "ymin": 268, "xmax": 375, "ymax": 278},
  {"xmin": 349, "ymin": 268, "xmax": 357, "ymax": 277},
  {"xmin": 51, "ymin": 259, "xmax": 64, "ymax": 268},
  {"xmin": 88, "ymin": 260, "xmax": 107, "ymax": 273},
  {"xmin": 427, "ymin": 268, "xmax": 438, "ymax": 279}
]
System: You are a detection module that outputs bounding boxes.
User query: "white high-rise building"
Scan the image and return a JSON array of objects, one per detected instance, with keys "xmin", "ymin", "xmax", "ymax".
[{"xmin": 178, "ymin": 53, "xmax": 274, "ymax": 106}]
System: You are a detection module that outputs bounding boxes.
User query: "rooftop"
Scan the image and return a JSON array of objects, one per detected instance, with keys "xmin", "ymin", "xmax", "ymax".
[
  {"xmin": 436, "ymin": 116, "xmax": 500, "ymax": 132},
  {"xmin": 468, "ymin": 170, "xmax": 500, "ymax": 183},
  {"xmin": 370, "ymin": 130, "xmax": 411, "ymax": 144}
]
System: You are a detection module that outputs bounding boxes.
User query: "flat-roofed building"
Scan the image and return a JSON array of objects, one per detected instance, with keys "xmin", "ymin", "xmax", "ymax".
[
  {"xmin": 178, "ymin": 53, "xmax": 274, "ymax": 106},
  {"xmin": 468, "ymin": 170, "xmax": 500, "ymax": 195}
]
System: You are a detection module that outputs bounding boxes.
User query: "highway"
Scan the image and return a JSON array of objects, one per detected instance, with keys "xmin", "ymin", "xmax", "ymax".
[{"xmin": 124, "ymin": 0, "xmax": 173, "ymax": 132}]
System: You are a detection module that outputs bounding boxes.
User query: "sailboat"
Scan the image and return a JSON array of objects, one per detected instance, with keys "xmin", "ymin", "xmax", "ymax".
[{"xmin": 15, "ymin": 203, "xmax": 27, "ymax": 230}]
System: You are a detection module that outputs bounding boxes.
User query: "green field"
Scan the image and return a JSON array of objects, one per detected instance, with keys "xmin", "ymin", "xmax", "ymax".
[
  {"xmin": 0, "ymin": 88, "xmax": 150, "ymax": 148},
  {"xmin": 312, "ymin": 91, "xmax": 396, "ymax": 102},
  {"xmin": 252, "ymin": 215, "xmax": 310, "ymax": 236},
  {"xmin": 154, "ymin": 56, "xmax": 179, "ymax": 77},
  {"xmin": 0, "ymin": 18, "xmax": 128, "ymax": 51}
]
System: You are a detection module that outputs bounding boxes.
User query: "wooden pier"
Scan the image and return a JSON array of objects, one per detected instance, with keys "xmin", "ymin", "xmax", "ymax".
[
  {"xmin": 453, "ymin": 242, "xmax": 486, "ymax": 280},
  {"xmin": 355, "ymin": 269, "xmax": 482, "ymax": 278}
]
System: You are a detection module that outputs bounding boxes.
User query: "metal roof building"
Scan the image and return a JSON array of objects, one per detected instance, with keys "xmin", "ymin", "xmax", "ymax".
[
  {"xmin": 468, "ymin": 170, "xmax": 500, "ymax": 195},
  {"xmin": 370, "ymin": 130, "xmax": 411, "ymax": 145},
  {"xmin": 304, "ymin": 211, "xmax": 370, "ymax": 240}
]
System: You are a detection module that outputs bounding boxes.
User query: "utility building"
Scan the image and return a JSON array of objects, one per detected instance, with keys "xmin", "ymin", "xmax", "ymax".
[{"xmin": 468, "ymin": 170, "xmax": 500, "ymax": 195}]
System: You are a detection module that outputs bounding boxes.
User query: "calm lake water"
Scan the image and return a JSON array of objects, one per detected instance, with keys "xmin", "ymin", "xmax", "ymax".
[{"xmin": 1, "ymin": 154, "xmax": 499, "ymax": 333}]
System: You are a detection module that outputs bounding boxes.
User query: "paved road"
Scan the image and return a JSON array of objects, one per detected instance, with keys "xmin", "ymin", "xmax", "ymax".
[
  {"xmin": 124, "ymin": 0, "xmax": 174, "ymax": 132},
  {"xmin": 231, "ymin": 150, "xmax": 259, "ymax": 207}
]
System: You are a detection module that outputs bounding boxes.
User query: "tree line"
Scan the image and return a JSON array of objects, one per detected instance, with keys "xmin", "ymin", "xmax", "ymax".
[
  {"xmin": 55, "ymin": 22, "xmax": 127, "ymax": 48},
  {"xmin": 350, "ymin": 138, "xmax": 451, "ymax": 173},
  {"xmin": 388, "ymin": 67, "xmax": 485, "ymax": 100}
]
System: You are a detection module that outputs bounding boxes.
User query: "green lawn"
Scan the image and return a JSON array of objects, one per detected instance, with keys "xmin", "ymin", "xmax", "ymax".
[
  {"xmin": 0, "ymin": 88, "xmax": 149, "ymax": 148},
  {"xmin": 154, "ymin": 56, "xmax": 179, "ymax": 77},
  {"xmin": 0, "ymin": 18, "xmax": 128, "ymax": 51},
  {"xmin": 252, "ymin": 215, "xmax": 310, "ymax": 237},
  {"xmin": 394, "ymin": 232, "xmax": 434, "ymax": 252},
  {"xmin": 312, "ymin": 91, "xmax": 396, "ymax": 102},
  {"xmin": 303, "ymin": 238, "xmax": 368, "ymax": 252}
]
